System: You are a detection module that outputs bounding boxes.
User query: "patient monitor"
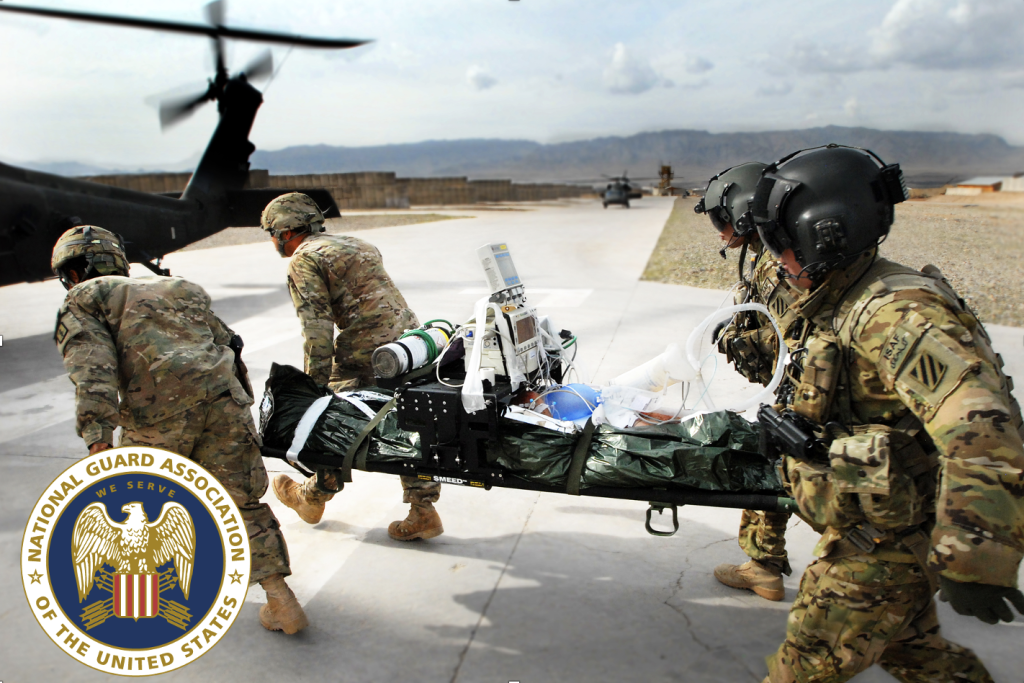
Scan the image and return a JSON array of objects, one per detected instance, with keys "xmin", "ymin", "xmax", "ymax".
[{"xmin": 465, "ymin": 242, "xmax": 542, "ymax": 378}]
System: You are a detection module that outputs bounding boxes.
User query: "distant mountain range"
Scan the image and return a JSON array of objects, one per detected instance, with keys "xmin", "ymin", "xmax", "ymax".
[
  {"xmin": 249, "ymin": 126, "xmax": 1024, "ymax": 188},
  {"xmin": 13, "ymin": 126, "xmax": 1024, "ymax": 187}
]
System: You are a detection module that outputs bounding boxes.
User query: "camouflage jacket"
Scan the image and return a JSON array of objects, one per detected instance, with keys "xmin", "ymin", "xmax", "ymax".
[
  {"xmin": 53, "ymin": 275, "xmax": 247, "ymax": 447},
  {"xmin": 718, "ymin": 238, "xmax": 798, "ymax": 385},
  {"xmin": 779, "ymin": 252, "xmax": 1024, "ymax": 587},
  {"xmin": 287, "ymin": 234, "xmax": 418, "ymax": 387}
]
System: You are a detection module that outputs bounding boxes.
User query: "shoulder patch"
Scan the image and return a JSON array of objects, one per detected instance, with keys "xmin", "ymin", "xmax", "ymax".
[
  {"xmin": 908, "ymin": 352, "xmax": 947, "ymax": 392},
  {"xmin": 53, "ymin": 309, "xmax": 85, "ymax": 356},
  {"xmin": 880, "ymin": 319, "xmax": 920, "ymax": 378},
  {"xmin": 770, "ymin": 290, "xmax": 788, "ymax": 319},
  {"xmin": 884, "ymin": 310, "xmax": 981, "ymax": 420}
]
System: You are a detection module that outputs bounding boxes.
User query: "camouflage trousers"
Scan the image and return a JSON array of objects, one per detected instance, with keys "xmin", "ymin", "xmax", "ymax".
[
  {"xmin": 765, "ymin": 556, "xmax": 992, "ymax": 683},
  {"xmin": 299, "ymin": 473, "xmax": 441, "ymax": 507},
  {"xmin": 119, "ymin": 393, "xmax": 291, "ymax": 585},
  {"xmin": 738, "ymin": 509, "xmax": 792, "ymax": 575}
]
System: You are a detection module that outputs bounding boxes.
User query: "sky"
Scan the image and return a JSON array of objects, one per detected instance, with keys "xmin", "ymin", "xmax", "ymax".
[{"xmin": 1, "ymin": 0, "xmax": 1023, "ymax": 169}]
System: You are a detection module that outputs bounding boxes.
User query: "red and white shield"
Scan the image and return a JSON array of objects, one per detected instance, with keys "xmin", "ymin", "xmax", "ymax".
[{"xmin": 112, "ymin": 573, "xmax": 160, "ymax": 620}]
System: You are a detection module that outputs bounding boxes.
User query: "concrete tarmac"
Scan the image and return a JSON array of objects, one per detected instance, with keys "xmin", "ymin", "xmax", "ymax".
[{"xmin": 1, "ymin": 197, "xmax": 1022, "ymax": 682}]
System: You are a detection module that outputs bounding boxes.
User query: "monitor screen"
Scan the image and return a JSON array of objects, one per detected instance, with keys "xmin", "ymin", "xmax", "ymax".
[
  {"xmin": 514, "ymin": 314, "xmax": 537, "ymax": 346},
  {"xmin": 493, "ymin": 249, "xmax": 521, "ymax": 287}
]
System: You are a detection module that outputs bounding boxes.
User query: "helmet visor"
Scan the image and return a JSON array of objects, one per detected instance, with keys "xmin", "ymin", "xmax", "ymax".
[
  {"xmin": 707, "ymin": 206, "xmax": 731, "ymax": 232},
  {"xmin": 755, "ymin": 219, "xmax": 790, "ymax": 258},
  {"xmin": 751, "ymin": 172, "xmax": 803, "ymax": 258}
]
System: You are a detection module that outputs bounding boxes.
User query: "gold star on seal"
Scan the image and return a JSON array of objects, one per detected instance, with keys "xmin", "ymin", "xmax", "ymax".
[
  {"xmin": 28, "ymin": 570, "xmax": 43, "ymax": 584},
  {"xmin": 229, "ymin": 570, "xmax": 243, "ymax": 584}
]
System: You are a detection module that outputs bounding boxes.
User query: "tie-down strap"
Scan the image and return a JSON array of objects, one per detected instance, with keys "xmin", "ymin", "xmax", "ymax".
[
  {"xmin": 566, "ymin": 418, "xmax": 596, "ymax": 496},
  {"xmin": 341, "ymin": 397, "xmax": 397, "ymax": 483}
]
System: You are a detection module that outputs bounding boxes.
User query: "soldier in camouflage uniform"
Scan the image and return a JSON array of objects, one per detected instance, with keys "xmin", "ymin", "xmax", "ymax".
[
  {"xmin": 750, "ymin": 145, "xmax": 1024, "ymax": 682},
  {"xmin": 51, "ymin": 225, "xmax": 308, "ymax": 635},
  {"xmin": 261, "ymin": 192, "xmax": 444, "ymax": 541},
  {"xmin": 696, "ymin": 162, "xmax": 795, "ymax": 601}
]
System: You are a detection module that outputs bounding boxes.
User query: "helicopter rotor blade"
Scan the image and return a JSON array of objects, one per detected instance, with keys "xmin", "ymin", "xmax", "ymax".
[
  {"xmin": 159, "ymin": 87, "xmax": 214, "ymax": 129},
  {"xmin": 0, "ymin": 4, "xmax": 372, "ymax": 49},
  {"xmin": 242, "ymin": 49, "xmax": 274, "ymax": 82},
  {"xmin": 204, "ymin": 0, "xmax": 225, "ymax": 27},
  {"xmin": 203, "ymin": 0, "xmax": 228, "ymax": 81},
  {"xmin": 210, "ymin": 35, "xmax": 228, "ymax": 81}
]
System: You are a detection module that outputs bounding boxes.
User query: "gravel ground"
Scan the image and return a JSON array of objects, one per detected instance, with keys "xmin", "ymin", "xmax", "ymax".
[
  {"xmin": 642, "ymin": 195, "xmax": 1024, "ymax": 327},
  {"xmin": 176, "ymin": 213, "xmax": 467, "ymax": 252}
]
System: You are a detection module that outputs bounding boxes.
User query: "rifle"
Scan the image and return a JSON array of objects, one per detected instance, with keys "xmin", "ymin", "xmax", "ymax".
[{"xmin": 758, "ymin": 404, "xmax": 826, "ymax": 462}]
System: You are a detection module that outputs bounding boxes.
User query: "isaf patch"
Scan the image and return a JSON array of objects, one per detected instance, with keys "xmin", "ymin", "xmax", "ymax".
[{"xmin": 881, "ymin": 326, "xmax": 915, "ymax": 376}]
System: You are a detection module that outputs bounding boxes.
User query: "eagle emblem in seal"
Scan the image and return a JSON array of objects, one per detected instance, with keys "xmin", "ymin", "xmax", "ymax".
[{"xmin": 72, "ymin": 501, "xmax": 196, "ymax": 627}]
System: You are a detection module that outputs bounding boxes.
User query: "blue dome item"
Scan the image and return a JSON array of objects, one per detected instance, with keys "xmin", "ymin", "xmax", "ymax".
[{"xmin": 544, "ymin": 384, "xmax": 601, "ymax": 421}]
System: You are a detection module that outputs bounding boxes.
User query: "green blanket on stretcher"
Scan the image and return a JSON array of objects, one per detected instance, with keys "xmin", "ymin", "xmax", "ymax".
[{"xmin": 259, "ymin": 364, "xmax": 783, "ymax": 495}]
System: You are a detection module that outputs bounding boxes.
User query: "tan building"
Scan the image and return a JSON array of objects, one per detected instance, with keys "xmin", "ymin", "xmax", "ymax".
[{"xmin": 945, "ymin": 176, "xmax": 1004, "ymax": 196}]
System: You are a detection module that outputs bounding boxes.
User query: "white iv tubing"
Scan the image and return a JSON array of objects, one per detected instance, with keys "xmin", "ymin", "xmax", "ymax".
[{"xmin": 683, "ymin": 302, "xmax": 789, "ymax": 417}]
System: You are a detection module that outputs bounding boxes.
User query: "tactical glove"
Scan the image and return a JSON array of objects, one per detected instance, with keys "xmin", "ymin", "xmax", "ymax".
[{"xmin": 939, "ymin": 576, "xmax": 1024, "ymax": 625}]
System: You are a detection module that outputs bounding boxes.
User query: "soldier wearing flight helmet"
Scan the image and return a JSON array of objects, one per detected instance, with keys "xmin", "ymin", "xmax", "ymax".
[
  {"xmin": 696, "ymin": 162, "xmax": 799, "ymax": 601},
  {"xmin": 750, "ymin": 145, "xmax": 1024, "ymax": 682}
]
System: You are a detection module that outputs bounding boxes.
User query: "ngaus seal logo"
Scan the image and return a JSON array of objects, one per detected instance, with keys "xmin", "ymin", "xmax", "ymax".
[{"xmin": 21, "ymin": 446, "xmax": 251, "ymax": 676}]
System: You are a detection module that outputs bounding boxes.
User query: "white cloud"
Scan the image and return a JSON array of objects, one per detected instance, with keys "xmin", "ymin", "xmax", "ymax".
[
  {"xmin": 870, "ymin": 0, "xmax": 1024, "ymax": 70},
  {"xmin": 679, "ymin": 78, "xmax": 710, "ymax": 91},
  {"xmin": 844, "ymin": 97, "xmax": 861, "ymax": 117},
  {"xmin": 788, "ymin": 40, "xmax": 869, "ymax": 74},
  {"xmin": 925, "ymin": 91, "xmax": 949, "ymax": 113},
  {"xmin": 683, "ymin": 55, "xmax": 714, "ymax": 75},
  {"xmin": 756, "ymin": 82, "xmax": 793, "ymax": 97},
  {"xmin": 1002, "ymin": 73, "xmax": 1024, "ymax": 90},
  {"xmin": 603, "ymin": 43, "xmax": 659, "ymax": 95},
  {"xmin": 466, "ymin": 65, "xmax": 497, "ymax": 90}
]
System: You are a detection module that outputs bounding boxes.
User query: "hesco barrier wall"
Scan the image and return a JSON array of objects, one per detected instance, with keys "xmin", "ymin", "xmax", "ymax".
[{"xmin": 79, "ymin": 170, "xmax": 595, "ymax": 209}]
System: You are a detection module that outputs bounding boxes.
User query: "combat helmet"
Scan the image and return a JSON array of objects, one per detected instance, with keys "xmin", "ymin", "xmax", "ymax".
[
  {"xmin": 261, "ymin": 192, "xmax": 326, "ymax": 237},
  {"xmin": 750, "ymin": 144, "xmax": 909, "ymax": 281},
  {"xmin": 51, "ymin": 225, "xmax": 129, "ymax": 290},
  {"xmin": 694, "ymin": 161, "xmax": 767, "ymax": 237}
]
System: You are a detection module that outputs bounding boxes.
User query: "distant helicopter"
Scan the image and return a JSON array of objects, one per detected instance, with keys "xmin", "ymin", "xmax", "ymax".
[
  {"xmin": 0, "ymin": 2, "xmax": 366, "ymax": 287},
  {"xmin": 601, "ymin": 172, "xmax": 645, "ymax": 209}
]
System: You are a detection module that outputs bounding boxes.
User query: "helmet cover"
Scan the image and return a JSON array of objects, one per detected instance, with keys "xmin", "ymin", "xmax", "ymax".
[
  {"xmin": 51, "ymin": 225, "xmax": 129, "ymax": 288},
  {"xmin": 260, "ymin": 192, "xmax": 326, "ymax": 236}
]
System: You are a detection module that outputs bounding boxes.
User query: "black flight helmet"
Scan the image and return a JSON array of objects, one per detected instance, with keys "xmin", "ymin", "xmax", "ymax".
[
  {"xmin": 750, "ymin": 144, "xmax": 908, "ymax": 280},
  {"xmin": 694, "ymin": 161, "xmax": 767, "ymax": 236}
]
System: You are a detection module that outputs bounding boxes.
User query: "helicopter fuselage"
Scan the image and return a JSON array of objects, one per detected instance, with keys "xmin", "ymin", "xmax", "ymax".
[
  {"xmin": 0, "ymin": 77, "xmax": 344, "ymax": 287},
  {"xmin": 0, "ymin": 164, "xmax": 202, "ymax": 286}
]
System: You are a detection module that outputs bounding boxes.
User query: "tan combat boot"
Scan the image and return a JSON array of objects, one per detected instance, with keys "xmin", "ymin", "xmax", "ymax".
[
  {"xmin": 258, "ymin": 574, "xmax": 309, "ymax": 634},
  {"xmin": 272, "ymin": 474, "xmax": 332, "ymax": 525},
  {"xmin": 388, "ymin": 502, "xmax": 444, "ymax": 541},
  {"xmin": 713, "ymin": 559, "xmax": 785, "ymax": 601}
]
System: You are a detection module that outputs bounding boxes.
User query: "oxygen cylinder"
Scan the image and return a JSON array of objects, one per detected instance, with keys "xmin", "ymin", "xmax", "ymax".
[
  {"xmin": 372, "ymin": 327, "xmax": 450, "ymax": 379},
  {"xmin": 609, "ymin": 343, "xmax": 695, "ymax": 392}
]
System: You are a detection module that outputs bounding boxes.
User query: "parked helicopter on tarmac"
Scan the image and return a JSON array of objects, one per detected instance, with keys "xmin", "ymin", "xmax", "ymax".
[
  {"xmin": 0, "ymin": 2, "xmax": 366, "ymax": 288},
  {"xmin": 601, "ymin": 172, "xmax": 645, "ymax": 209}
]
